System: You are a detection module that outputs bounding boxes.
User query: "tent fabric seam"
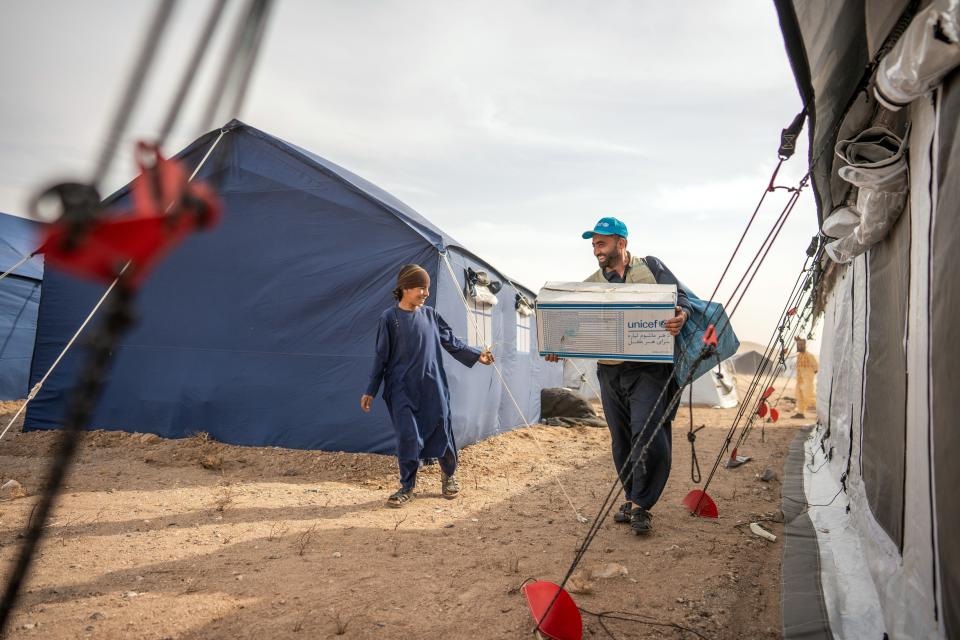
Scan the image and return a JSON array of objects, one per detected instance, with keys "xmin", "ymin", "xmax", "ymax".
[
  {"xmin": 781, "ymin": 427, "xmax": 834, "ymax": 639},
  {"xmin": 246, "ymin": 126, "xmax": 446, "ymax": 250},
  {"xmin": 928, "ymin": 85, "xmax": 942, "ymax": 627},
  {"xmin": 236, "ymin": 123, "xmax": 539, "ymax": 298}
]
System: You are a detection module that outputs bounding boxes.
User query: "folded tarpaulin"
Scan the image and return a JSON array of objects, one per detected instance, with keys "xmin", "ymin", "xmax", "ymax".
[
  {"xmin": 874, "ymin": 0, "xmax": 960, "ymax": 111},
  {"xmin": 674, "ymin": 286, "xmax": 739, "ymax": 386}
]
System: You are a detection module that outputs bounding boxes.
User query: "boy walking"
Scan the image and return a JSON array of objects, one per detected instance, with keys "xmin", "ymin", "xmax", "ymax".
[{"xmin": 361, "ymin": 265, "xmax": 494, "ymax": 507}]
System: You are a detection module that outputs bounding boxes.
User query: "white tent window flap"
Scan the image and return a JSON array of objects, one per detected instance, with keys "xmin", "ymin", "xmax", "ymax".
[
  {"xmin": 467, "ymin": 297, "xmax": 493, "ymax": 348},
  {"xmin": 515, "ymin": 293, "xmax": 533, "ymax": 353},
  {"xmin": 516, "ymin": 314, "xmax": 531, "ymax": 353}
]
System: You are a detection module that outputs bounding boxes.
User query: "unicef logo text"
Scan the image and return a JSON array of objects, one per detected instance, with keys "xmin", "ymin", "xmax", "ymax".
[{"xmin": 627, "ymin": 320, "xmax": 666, "ymax": 329}]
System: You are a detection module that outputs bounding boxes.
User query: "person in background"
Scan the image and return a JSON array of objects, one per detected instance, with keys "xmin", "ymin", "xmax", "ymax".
[{"xmin": 792, "ymin": 337, "xmax": 818, "ymax": 419}]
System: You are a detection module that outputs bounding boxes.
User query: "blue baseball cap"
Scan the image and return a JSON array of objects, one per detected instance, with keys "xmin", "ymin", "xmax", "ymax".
[{"xmin": 582, "ymin": 216, "xmax": 628, "ymax": 239}]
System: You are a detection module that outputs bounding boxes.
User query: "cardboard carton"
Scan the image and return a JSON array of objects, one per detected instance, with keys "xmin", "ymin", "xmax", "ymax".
[{"xmin": 536, "ymin": 281, "xmax": 677, "ymax": 362}]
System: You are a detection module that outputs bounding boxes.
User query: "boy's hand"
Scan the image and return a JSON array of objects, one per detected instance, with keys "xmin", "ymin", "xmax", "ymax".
[
  {"xmin": 360, "ymin": 394, "xmax": 374, "ymax": 412},
  {"xmin": 544, "ymin": 354, "xmax": 562, "ymax": 363},
  {"xmin": 479, "ymin": 349, "xmax": 495, "ymax": 365}
]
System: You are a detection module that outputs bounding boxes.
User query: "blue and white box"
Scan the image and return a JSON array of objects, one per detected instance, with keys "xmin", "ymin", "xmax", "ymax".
[{"xmin": 536, "ymin": 282, "xmax": 677, "ymax": 362}]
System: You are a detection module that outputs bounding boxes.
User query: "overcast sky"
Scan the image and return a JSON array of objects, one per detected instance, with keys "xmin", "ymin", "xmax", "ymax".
[{"xmin": 0, "ymin": 1, "xmax": 819, "ymax": 345}]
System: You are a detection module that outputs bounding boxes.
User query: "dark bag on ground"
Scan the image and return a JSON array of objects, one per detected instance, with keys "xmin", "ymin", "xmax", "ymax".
[{"xmin": 540, "ymin": 387, "xmax": 607, "ymax": 428}]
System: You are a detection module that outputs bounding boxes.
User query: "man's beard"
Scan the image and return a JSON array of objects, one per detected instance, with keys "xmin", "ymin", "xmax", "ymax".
[{"xmin": 596, "ymin": 249, "xmax": 620, "ymax": 269}]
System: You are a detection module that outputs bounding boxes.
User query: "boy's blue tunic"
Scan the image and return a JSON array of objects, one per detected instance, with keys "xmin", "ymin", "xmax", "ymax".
[{"xmin": 365, "ymin": 306, "xmax": 481, "ymax": 473}]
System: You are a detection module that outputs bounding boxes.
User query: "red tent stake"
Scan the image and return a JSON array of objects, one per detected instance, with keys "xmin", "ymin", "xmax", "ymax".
[
  {"xmin": 725, "ymin": 446, "xmax": 752, "ymax": 469},
  {"xmin": 681, "ymin": 489, "xmax": 719, "ymax": 518},
  {"xmin": 522, "ymin": 581, "xmax": 583, "ymax": 640}
]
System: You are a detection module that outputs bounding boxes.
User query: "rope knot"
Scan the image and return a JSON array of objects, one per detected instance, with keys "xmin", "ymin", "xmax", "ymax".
[{"xmin": 687, "ymin": 425, "xmax": 705, "ymax": 483}]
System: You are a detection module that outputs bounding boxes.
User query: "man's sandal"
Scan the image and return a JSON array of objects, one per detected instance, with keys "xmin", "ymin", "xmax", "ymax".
[
  {"xmin": 630, "ymin": 507, "xmax": 653, "ymax": 535},
  {"xmin": 613, "ymin": 502, "xmax": 632, "ymax": 523},
  {"xmin": 387, "ymin": 488, "xmax": 415, "ymax": 508}
]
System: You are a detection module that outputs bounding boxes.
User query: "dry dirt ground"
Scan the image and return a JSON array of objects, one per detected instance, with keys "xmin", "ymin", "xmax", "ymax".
[{"xmin": 0, "ymin": 382, "xmax": 810, "ymax": 640}]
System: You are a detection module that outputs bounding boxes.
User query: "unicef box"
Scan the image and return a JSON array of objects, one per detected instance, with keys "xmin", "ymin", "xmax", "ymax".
[{"xmin": 536, "ymin": 282, "xmax": 677, "ymax": 362}]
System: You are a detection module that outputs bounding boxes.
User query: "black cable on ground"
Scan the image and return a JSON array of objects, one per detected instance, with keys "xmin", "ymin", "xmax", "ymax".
[
  {"xmin": 782, "ymin": 487, "xmax": 844, "ymax": 511},
  {"xmin": 579, "ymin": 607, "xmax": 711, "ymax": 640}
]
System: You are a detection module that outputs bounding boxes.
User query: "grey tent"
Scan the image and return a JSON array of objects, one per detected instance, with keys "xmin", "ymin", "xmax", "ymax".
[
  {"xmin": 563, "ymin": 358, "xmax": 738, "ymax": 409},
  {"xmin": 730, "ymin": 350, "xmax": 773, "ymax": 377},
  {"xmin": 775, "ymin": 1, "xmax": 960, "ymax": 638}
]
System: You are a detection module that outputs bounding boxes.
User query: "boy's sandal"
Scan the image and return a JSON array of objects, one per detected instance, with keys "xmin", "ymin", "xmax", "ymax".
[
  {"xmin": 387, "ymin": 488, "xmax": 414, "ymax": 508},
  {"xmin": 441, "ymin": 474, "xmax": 461, "ymax": 499}
]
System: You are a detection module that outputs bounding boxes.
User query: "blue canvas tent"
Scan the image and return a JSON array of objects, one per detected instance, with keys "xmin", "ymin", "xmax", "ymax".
[
  {"xmin": 24, "ymin": 120, "xmax": 561, "ymax": 453},
  {"xmin": 0, "ymin": 212, "xmax": 43, "ymax": 400}
]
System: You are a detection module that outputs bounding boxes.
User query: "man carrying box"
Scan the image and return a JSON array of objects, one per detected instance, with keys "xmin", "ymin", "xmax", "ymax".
[{"xmin": 546, "ymin": 217, "xmax": 690, "ymax": 535}]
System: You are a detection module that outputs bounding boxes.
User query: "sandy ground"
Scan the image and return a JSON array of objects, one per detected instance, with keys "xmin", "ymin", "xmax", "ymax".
[{"xmin": 0, "ymin": 382, "xmax": 810, "ymax": 640}]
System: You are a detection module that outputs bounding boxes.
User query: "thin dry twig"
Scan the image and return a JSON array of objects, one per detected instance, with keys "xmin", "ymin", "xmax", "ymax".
[
  {"xmin": 213, "ymin": 485, "xmax": 235, "ymax": 513},
  {"xmin": 326, "ymin": 609, "xmax": 351, "ymax": 635},
  {"xmin": 295, "ymin": 523, "xmax": 318, "ymax": 556},
  {"xmin": 267, "ymin": 521, "xmax": 290, "ymax": 541}
]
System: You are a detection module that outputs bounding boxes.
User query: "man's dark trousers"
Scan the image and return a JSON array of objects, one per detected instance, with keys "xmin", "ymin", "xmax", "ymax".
[{"xmin": 596, "ymin": 362, "xmax": 675, "ymax": 510}]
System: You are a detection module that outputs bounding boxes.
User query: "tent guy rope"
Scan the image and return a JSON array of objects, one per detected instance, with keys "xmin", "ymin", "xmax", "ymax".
[
  {"xmin": 439, "ymin": 251, "xmax": 589, "ymax": 524},
  {"xmin": 0, "ymin": 130, "xmax": 228, "ymax": 446},
  {"xmin": 528, "ymin": 109, "xmax": 821, "ymax": 632},
  {"xmin": 0, "ymin": 0, "xmax": 267, "ymax": 624},
  {"xmin": 0, "ymin": 253, "xmax": 36, "ymax": 285}
]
